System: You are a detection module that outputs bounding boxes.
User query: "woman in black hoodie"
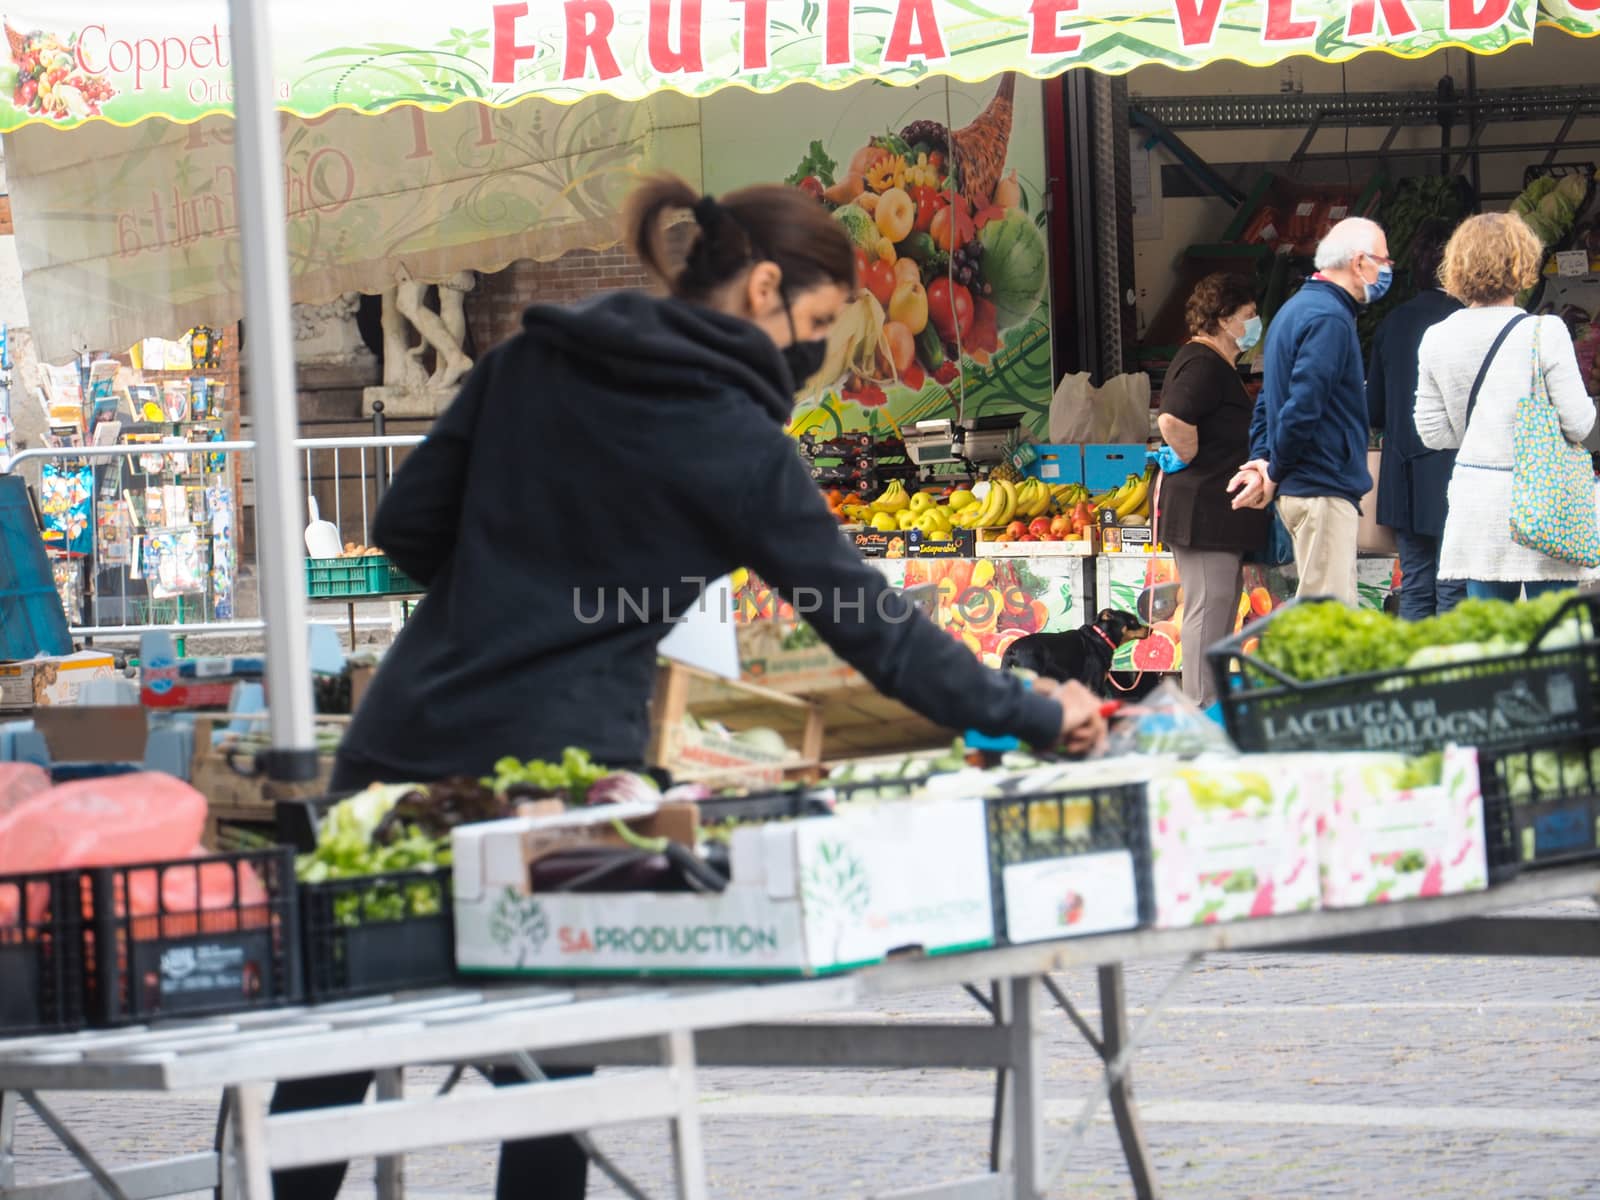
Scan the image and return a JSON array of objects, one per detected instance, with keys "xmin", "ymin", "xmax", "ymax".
[{"xmin": 271, "ymin": 174, "xmax": 1104, "ymax": 1199}]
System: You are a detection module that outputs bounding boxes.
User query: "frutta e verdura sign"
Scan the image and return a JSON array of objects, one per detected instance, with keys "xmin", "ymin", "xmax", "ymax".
[{"xmin": 2, "ymin": 3, "xmax": 1594, "ymax": 133}]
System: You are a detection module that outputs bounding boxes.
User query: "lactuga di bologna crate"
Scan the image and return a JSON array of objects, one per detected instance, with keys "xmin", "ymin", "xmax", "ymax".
[{"xmin": 1251, "ymin": 672, "xmax": 1585, "ymax": 753}]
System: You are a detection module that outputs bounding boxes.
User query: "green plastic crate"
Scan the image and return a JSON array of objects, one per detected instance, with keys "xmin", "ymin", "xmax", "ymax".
[
  {"xmin": 306, "ymin": 555, "xmax": 386, "ymax": 597},
  {"xmin": 305, "ymin": 555, "xmax": 424, "ymax": 598}
]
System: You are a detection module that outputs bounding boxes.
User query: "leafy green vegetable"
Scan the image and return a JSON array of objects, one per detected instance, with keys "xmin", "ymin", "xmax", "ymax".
[
  {"xmin": 977, "ymin": 209, "xmax": 1048, "ymax": 329},
  {"xmin": 1254, "ymin": 591, "xmax": 1583, "ymax": 683},
  {"xmin": 784, "ymin": 140, "xmax": 836, "ymax": 188},
  {"xmin": 484, "ymin": 747, "xmax": 608, "ymax": 805}
]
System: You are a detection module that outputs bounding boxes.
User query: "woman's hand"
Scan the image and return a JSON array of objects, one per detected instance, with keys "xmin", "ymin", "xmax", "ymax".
[{"xmin": 1033, "ymin": 678, "xmax": 1108, "ymax": 755}]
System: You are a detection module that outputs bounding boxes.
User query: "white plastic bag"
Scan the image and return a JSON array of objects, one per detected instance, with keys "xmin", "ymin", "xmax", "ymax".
[{"xmin": 1049, "ymin": 372, "xmax": 1151, "ymax": 445}]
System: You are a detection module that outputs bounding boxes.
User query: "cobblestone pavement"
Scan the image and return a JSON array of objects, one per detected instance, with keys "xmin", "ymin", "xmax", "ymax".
[{"xmin": 8, "ymin": 902, "xmax": 1600, "ymax": 1198}]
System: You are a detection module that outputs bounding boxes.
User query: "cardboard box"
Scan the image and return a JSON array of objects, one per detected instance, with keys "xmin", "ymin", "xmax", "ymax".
[
  {"xmin": 976, "ymin": 531, "xmax": 1092, "ymax": 558},
  {"xmin": 737, "ymin": 621, "xmax": 859, "ymax": 695},
  {"xmin": 1146, "ymin": 756, "xmax": 1321, "ymax": 928},
  {"xmin": 452, "ymin": 797, "xmax": 995, "ymax": 977},
  {"xmin": 1317, "ymin": 745, "xmax": 1487, "ymax": 908},
  {"xmin": 0, "ymin": 651, "xmax": 117, "ymax": 711},
  {"xmin": 31, "ymin": 704, "xmax": 147, "ymax": 762}
]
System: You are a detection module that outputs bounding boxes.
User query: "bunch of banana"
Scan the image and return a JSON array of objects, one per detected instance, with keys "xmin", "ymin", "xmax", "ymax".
[
  {"xmin": 1047, "ymin": 482, "xmax": 1091, "ymax": 512},
  {"xmin": 870, "ymin": 480, "xmax": 910, "ymax": 513},
  {"xmin": 961, "ymin": 479, "xmax": 1019, "ymax": 529},
  {"xmin": 1106, "ymin": 464, "xmax": 1155, "ymax": 522},
  {"xmin": 1012, "ymin": 478, "xmax": 1052, "ymax": 520}
]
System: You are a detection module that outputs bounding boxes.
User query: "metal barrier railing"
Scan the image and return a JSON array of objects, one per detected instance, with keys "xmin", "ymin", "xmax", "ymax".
[{"xmin": 0, "ymin": 432, "xmax": 425, "ymax": 640}]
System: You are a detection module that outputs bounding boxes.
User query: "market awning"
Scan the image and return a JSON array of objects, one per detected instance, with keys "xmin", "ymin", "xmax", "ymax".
[
  {"xmin": 4, "ymin": 2, "xmax": 1597, "ymax": 358},
  {"xmin": 6, "ymin": 91, "xmax": 700, "ymax": 360},
  {"xmin": 0, "ymin": 1, "xmax": 1594, "ymax": 135}
]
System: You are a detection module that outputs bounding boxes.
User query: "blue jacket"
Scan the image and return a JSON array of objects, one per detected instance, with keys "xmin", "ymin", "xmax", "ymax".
[
  {"xmin": 1249, "ymin": 279, "xmax": 1373, "ymax": 508},
  {"xmin": 1366, "ymin": 288, "xmax": 1462, "ymax": 536}
]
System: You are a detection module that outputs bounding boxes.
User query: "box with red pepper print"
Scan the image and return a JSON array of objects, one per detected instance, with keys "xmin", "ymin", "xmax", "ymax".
[
  {"xmin": 1315, "ymin": 745, "xmax": 1487, "ymax": 909},
  {"xmin": 1145, "ymin": 756, "xmax": 1321, "ymax": 928}
]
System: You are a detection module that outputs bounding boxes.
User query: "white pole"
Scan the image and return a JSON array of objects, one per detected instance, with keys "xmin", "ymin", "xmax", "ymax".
[{"xmin": 227, "ymin": 0, "xmax": 316, "ymax": 780}]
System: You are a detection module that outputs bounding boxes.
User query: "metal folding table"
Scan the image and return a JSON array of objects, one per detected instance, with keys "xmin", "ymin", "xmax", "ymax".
[
  {"xmin": 0, "ymin": 980, "xmax": 851, "ymax": 1200},
  {"xmin": 4, "ymin": 867, "xmax": 1597, "ymax": 1200}
]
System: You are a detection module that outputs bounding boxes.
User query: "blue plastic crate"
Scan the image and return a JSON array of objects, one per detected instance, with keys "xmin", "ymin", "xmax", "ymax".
[
  {"xmin": 1084, "ymin": 445, "xmax": 1148, "ymax": 495},
  {"xmin": 1022, "ymin": 444, "xmax": 1085, "ymax": 486}
]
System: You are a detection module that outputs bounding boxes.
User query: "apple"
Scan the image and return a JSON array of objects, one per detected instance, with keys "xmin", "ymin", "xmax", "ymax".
[
  {"xmin": 1050, "ymin": 515, "xmax": 1073, "ymax": 539},
  {"xmin": 1028, "ymin": 517, "xmax": 1051, "ymax": 540},
  {"xmin": 1005, "ymin": 520, "xmax": 1027, "ymax": 540},
  {"xmin": 1017, "ymin": 534, "xmax": 1037, "ymax": 542}
]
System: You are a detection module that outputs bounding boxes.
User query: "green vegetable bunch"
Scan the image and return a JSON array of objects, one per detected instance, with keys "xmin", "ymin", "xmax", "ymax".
[
  {"xmin": 485, "ymin": 747, "xmax": 609, "ymax": 805},
  {"xmin": 1253, "ymin": 591, "xmax": 1584, "ymax": 683}
]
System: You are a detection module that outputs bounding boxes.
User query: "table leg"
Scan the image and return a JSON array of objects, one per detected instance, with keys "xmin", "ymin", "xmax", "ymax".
[
  {"xmin": 225, "ymin": 1083, "xmax": 273, "ymax": 1200},
  {"xmin": 1, "ymin": 1089, "xmax": 17, "ymax": 1189},
  {"xmin": 999, "ymin": 976, "xmax": 1044, "ymax": 1200},
  {"xmin": 1098, "ymin": 965, "xmax": 1160, "ymax": 1200},
  {"xmin": 375, "ymin": 1068, "xmax": 405, "ymax": 1200},
  {"xmin": 663, "ymin": 1029, "xmax": 708, "ymax": 1200}
]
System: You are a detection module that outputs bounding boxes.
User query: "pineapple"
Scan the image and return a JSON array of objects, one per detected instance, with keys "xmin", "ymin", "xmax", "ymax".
[{"xmin": 988, "ymin": 427, "xmax": 1025, "ymax": 484}]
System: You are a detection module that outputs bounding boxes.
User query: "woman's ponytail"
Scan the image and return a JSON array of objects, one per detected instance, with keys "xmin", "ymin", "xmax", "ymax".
[{"xmin": 622, "ymin": 172, "xmax": 855, "ymax": 302}]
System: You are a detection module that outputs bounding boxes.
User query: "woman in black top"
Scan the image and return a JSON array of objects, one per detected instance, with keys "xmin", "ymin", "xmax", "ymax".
[
  {"xmin": 270, "ymin": 173, "xmax": 1107, "ymax": 1200},
  {"xmin": 1156, "ymin": 273, "xmax": 1271, "ymax": 707}
]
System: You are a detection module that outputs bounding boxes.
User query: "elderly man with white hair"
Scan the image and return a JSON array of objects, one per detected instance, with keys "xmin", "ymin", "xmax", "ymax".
[{"xmin": 1228, "ymin": 217, "xmax": 1391, "ymax": 607}]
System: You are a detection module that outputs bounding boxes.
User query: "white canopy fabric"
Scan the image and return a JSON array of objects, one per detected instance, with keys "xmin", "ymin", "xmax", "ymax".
[{"xmin": 6, "ymin": 91, "xmax": 700, "ymax": 359}]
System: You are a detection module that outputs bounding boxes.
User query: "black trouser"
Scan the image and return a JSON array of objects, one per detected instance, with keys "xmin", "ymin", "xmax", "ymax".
[
  {"xmin": 269, "ymin": 1064, "xmax": 591, "ymax": 1198},
  {"xmin": 272, "ymin": 754, "xmax": 591, "ymax": 1198}
]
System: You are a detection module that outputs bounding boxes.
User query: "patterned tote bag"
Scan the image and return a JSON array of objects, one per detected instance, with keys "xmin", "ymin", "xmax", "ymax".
[{"xmin": 1509, "ymin": 323, "xmax": 1600, "ymax": 567}]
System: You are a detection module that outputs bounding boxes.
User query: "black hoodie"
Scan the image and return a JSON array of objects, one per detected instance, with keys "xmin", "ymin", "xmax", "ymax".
[{"xmin": 335, "ymin": 290, "xmax": 1062, "ymax": 785}]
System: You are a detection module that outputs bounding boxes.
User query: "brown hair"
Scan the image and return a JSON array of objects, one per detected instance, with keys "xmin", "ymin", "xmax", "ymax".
[
  {"xmin": 1185, "ymin": 272, "xmax": 1258, "ymax": 337},
  {"xmin": 624, "ymin": 172, "xmax": 857, "ymax": 303},
  {"xmin": 1440, "ymin": 212, "xmax": 1544, "ymax": 305}
]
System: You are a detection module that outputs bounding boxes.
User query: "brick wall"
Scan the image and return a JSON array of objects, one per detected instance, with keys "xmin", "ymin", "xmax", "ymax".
[{"xmin": 467, "ymin": 244, "xmax": 652, "ymax": 354}]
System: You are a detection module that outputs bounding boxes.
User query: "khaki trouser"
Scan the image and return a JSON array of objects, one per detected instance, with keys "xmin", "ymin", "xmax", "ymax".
[{"xmin": 1279, "ymin": 495, "xmax": 1359, "ymax": 607}]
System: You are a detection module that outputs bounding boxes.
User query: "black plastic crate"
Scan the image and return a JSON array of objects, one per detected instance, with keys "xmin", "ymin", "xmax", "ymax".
[
  {"xmin": 1209, "ymin": 594, "xmax": 1600, "ymax": 756},
  {"xmin": 83, "ymin": 847, "xmax": 303, "ymax": 1026},
  {"xmin": 984, "ymin": 783, "xmax": 1153, "ymax": 944},
  {"xmin": 301, "ymin": 869, "xmax": 456, "ymax": 1002},
  {"xmin": 0, "ymin": 869, "xmax": 85, "ymax": 1036},
  {"xmin": 1480, "ymin": 736, "xmax": 1600, "ymax": 880}
]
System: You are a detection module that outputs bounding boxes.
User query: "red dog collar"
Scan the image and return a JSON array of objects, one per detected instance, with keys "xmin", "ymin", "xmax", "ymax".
[{"xmin": 1091, "ymin": 624, "xmax": 1118, "ymax": 652}]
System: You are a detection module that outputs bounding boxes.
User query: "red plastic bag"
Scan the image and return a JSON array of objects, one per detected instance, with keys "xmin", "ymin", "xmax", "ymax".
[{"xmin": 0, "ymin": 771, "xmax": 206, "ymax": 875}]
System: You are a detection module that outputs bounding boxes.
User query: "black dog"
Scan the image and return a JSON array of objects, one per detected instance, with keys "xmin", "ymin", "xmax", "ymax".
[{"xmin": 1000, "ymin": 609, "xmax": 1154, "ymax": 699}]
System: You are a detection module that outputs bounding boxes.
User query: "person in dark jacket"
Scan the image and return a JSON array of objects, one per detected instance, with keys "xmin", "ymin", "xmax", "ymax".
[
  {"xmin": 1230, "ymin": 217, "xmax": 1389, "ymax": 607},
  {"xmin": 269, "ymin": 173, "xmax": 1105, "ymax": 1200},
  {"xmin": 1155, "ymin": 272, "xmax": 1270, "ymax": 707},
  {"xmin": 1366, "ymin": 219, "xmax": 1464, "ymax": 619}
]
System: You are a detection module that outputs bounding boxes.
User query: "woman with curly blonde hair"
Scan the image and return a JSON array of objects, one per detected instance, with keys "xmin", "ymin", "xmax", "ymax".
[{"xmin": 1415, "ymin": 211, "xmax": 1600, "ymax": 599}]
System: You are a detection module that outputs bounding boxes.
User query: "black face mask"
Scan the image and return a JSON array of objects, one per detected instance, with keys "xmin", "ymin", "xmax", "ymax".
[{"xmin": 779, "ymin": 290, "xmax": 828, "ymax": 388}]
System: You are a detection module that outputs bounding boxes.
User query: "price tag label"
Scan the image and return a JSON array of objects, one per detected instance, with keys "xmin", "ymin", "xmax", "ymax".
[{"xmin": 1556, "ymin": 249, "xmax": 1590, "ymax": 278}]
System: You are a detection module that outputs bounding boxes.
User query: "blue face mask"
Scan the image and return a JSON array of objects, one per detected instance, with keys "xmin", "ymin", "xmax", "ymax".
[
  {"xmin": 1236, "ymin": 315, "xmax": 1262, "ymax": 351},
  {"xmin": 1363, "ymin": 260, "xmax": 1394, "ymax": 305}
]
